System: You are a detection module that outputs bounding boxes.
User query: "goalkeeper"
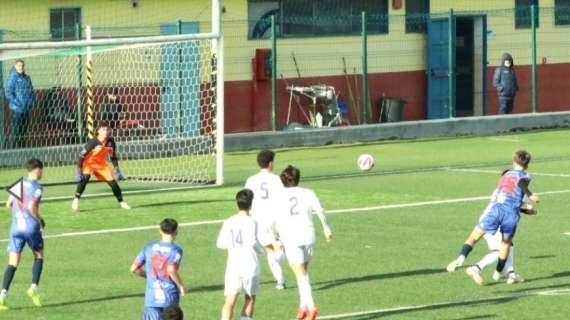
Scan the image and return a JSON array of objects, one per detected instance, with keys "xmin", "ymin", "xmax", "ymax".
[{"xmin": 72, "ymin": 122, "xmax": 130, "ymax": 212}]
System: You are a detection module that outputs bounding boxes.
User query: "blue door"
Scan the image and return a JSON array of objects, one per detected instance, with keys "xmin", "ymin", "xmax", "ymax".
[
  {"xmin": 427, "ymin": 18, "xmax": 454, "ymax": 119},
  {"xmin": 160, "ymin": 22, "xmax": 201, "ymax": 138}
]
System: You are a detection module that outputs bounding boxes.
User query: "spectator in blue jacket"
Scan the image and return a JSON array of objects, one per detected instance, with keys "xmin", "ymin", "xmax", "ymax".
[
  {"xmin": 4, "ymin": 59, "xmax": 34, "ymax": 148},
  {"xmin": 493, "ymin": 53, "xmax": 519, "ymax": 115}
]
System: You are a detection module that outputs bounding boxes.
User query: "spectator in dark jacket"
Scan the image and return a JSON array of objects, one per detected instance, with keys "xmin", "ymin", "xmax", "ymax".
[
  {"xmin": 98, "ymin": 88, "xmax": 123, "ymax": 128},
  {"xmin": 493, "ymin": 53, "xmax": 519, "ymax": 115},
  {"xmin": 4, "ymin": 59, "xmax": 34, "ymax": 148}
]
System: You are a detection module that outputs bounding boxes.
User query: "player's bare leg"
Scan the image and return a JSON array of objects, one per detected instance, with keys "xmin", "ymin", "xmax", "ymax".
[
  {"xmin": 291, "ymin": 263, "xmax": 318, "ymax": 320},
  {"xmin": 240, "ymin": 294, "xmax": 256, "ymax": 320},
  {"xmin": 221, "ymin": 294, "xmax": 239, "ymax": 320},
  {"xmin": 447, "ymin": 227, "xmax": 486, "ymax": 272},
  {"xmin": 27, "ymin": 250, "xmax": 43, "ymax": 307},
  {"xmin": 0, "ymin": 253, "xmax": 22, "ymax": 310},
  {"xmin": 265, "ymin": 244, "xmax": 286, "ymax": 289}
]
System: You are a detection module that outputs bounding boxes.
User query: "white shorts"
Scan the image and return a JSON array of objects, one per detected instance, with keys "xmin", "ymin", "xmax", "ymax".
[
  {"xmin": 257, "ymin": 223, "xmax": 277, "ymax": 247},
  {"xmin": 224, "ymin": 274, "xmax": 260, "ymax": 297},
  {"xmin": 284, "ymin": 244, "xmax": 314, "ymax": 266},
  {"xmin": 484, "ymin": 231, "xmax": 502, "ymax": 251}
]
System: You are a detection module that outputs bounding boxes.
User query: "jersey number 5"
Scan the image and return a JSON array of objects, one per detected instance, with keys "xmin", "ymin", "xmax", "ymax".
[{"xmin": 260, "ymin": 182, "xmax": 269, "ymax": 200}]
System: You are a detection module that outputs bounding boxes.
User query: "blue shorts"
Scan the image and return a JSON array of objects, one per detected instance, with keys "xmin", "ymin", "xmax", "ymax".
[
  {"xmin": 478, "ymin": 206, "xmax": 520, "ymax": 240},
  {"xmin": 142, "ymin": 307, "xmax": 163, "ymax": 320},
  {"xmin": 8, "ymin": 231, "xmax": 44, "ymax": 254}
]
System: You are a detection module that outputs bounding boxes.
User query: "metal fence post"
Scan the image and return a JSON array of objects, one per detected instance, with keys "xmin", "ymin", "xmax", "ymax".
[
  {"xmin": 271, "ymin": 15, "xmax": 277, "ymax": 131},
  {"xmin": 361, "ymin": 11, "xmax": 369, "ymax": 124},
  {"xmin": 448, "ymin": 9, "xmax": 455, "ymax": 118},
  {"xmin": 531, "ymin": 4, "xmax": 538, "ymax": 113},
  {"xmin": 0, "ymin": 29, "xmax": 4, "ymax": 149}
]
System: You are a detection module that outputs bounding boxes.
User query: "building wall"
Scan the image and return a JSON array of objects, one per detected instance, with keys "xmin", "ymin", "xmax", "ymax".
[{"xmin": 1, "ymin": 0, "xmax": 569, "ymax": 134}]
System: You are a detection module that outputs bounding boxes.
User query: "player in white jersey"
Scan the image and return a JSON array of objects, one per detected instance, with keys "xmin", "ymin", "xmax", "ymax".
[
  {"xmin": 274, "ymin": 165, "xmax": 332, "ymax": 320},
  {"xmin": 244, "ymin": 150, "xmax": 286, "ymax": 289},
  {"xmin": 217, "ymin": 189, "xmax": 264, "ymax": 320}
]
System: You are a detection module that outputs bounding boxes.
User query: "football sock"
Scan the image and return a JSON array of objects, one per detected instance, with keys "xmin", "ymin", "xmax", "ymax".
[
  {"xmin": 2, "ymin": 265, "xmax": 17, "ymax": 292},
  {"xmin": 460, "ymin": 244, "xmax": 473, "ymax": 258},
  {"xmin": 505, "ymin": 246, "xmax": 515, "ymax": 273},
  {"xmin": 496, "ymin": 258, "xmax": 507, "ymax": 273},
  {"xmin": 296, "ymin": 274, "xmax": 315, "ymax": 310},
  {"xmin": 32, "ymin": 258, "xmax": 43, "ymax": 286},
  {"xmin": 107, "ymin": 181, "xmax": 124, "ymax": 202},
  {"xmin": 75, "ymin": 175, "xmax": 91, "ymax": 198},
  {"xmin": 267, "ymin": 253, "xmax": 285, "ymax": 285},
  {"xmin": 476, "ymin": 250, "xmax": 499, "ymax": 270}
]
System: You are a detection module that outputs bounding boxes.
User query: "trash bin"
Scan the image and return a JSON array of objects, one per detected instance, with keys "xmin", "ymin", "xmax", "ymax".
[{"xmin": 380, "ymin": 97, "xmax": 407, "ymax": 123}]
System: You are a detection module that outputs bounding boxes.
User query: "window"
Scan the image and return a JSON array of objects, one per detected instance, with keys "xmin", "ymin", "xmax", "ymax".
[
  {"xmin": 50, "ymin": 8, "xmax": 81, "ymax": 40},
  {"xmin": 515, "ymin": 0, "xmax": 539, "ymax": 29},
  {"xmin": 406, "ymin": 0, "xmax": 429, "ymax": 33},
  {"xmin": 248, "ymin": 0, "xmax": 389, "ymax": 39},
  {"xmin": 555, "ymin": 0, "xmax": 570, "ymax": 26}
]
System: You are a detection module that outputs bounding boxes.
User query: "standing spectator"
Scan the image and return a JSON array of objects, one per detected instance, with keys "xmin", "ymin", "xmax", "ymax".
[
  {"xmin": 99, "ymin": 88, "xmax": 123, "ymax": 128},
  {"xmin": 493, "ymin": 53, "xmax": 519, "ymax": 115},
  {"xmin": 4, "ymin": 59, "xmax": 34, "ymax": 148}
]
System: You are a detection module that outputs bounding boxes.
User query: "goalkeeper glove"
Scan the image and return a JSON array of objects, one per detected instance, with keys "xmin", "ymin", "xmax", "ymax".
[{"xmin": 115, "ymin": 168, "xmax": 125, "ymax": 181}]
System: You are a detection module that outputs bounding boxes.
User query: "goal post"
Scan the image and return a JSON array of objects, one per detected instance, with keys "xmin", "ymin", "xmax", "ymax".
[{"xmin": 0, "ymin": 0, "xmax": 224, "ymax": 190}]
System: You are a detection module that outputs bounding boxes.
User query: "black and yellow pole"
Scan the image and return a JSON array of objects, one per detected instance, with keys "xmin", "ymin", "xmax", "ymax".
[{"xmin": 85, "ymin": 25, "xmax": 94, "ymax": 139}]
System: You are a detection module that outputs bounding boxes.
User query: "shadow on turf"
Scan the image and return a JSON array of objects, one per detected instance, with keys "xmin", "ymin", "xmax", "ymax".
[
  {"xmin": 528, "ymin": 254, "xmax": 556, "ymax": 260},
  {"xmin": 522, "ymin": 271, "xmax": 570, "ymax": 284},
  {"xmin": 314, "ymin": 268, "xmax": 446, "ymax": 291},
  {"xmin": 135, "ymin": 199, "xmax": 233, "ymax": 208}
]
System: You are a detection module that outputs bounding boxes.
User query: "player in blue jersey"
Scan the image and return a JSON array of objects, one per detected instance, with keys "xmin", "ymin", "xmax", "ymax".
[
  {"xmin": 0, "ymin": 159, "xmax": 46, "ymax": 310},
  {"xmin": 130, "ymin": 219, "xmax": 188, "ymax": 320},
  {"xmin": 446, "ymin": 150, "xmax": 540, "ymax": 285}
]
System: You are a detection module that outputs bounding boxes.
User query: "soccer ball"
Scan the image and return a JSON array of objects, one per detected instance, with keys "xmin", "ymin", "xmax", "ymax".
[{"xmin": 357, "ymin": 154, "xmax": 375, "ymax": 171}]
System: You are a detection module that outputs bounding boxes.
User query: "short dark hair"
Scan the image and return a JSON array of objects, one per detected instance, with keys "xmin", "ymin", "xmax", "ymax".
[
  {"xmin": 26, "ymin": 158, "xmax": 43, "ymax": 171},
  {"xmin": 160, "ymin": 218, "xmax": 178, "ymax": 235},
  {"xmin": 236, "ymin": 189, "xmax": 254, "ymax": 211},
  {"xmin": 160, "ymin": 305, "xmax": 184, "ymax": 320},
  {"xmin": 280, "ymin": 165, "xmax": 300, "ymax": 187},
  {"xmin": 257, "ymin": 150, "xmax": 275, "ymax": 168},
  {"xmin": 97, "ymin": 122, "xmax": 110, "ymax": 131},
  {"xmin": 15, "ymin": 59, "xmax": 24, "ymax": 65},
  {"xmin": 513, "ymin": 150, "xmax": 531, "ymax": 169}
]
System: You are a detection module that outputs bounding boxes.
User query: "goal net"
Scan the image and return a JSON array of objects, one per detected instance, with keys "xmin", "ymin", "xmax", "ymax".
[{"xmin": 0, "ymin": 31, "xmax": 223, "ymax": 189}]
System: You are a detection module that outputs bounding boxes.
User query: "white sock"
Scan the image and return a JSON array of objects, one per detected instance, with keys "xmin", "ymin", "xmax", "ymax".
[
  {"xmin": 476, "ymin": 251, "xmax": 499, "ymax": 270},
  {"xmin": 240, "ymin": 317, "xmax": 252, "ymax": 320},
  {"xmin": 296, "ymin": 274, "xmax": 315, "ymax": 309},
  {"xmin": 0, "ymin": 289, "xmax": 7, "ymax": 298},
  {"xmin": 457, "ymin": 255, "xmax": 466, "ymax": 265},
  {"xmin": 267, "ymin": 253, "xmax": 285, "ymax": 285},
  {"xmin": 505, "ymin": 246, "xmax": 515, "ymax": 273},
  {"xmin": 30, "ymin": 284, "xmax": 38, "ymax": 290}
]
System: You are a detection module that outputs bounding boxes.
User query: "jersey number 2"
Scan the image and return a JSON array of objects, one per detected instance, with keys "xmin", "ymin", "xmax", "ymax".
[{"xmin": 289, "ymin": 197, "xmax": 299, "ymax": 216}]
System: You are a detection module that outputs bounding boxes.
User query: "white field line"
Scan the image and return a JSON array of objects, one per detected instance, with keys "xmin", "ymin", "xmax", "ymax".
[
  {"xmin": 316, "ymin": 288, "xmax": 570, "ymax": 319},
  {"xmin": 1, "ymin": 189, "xmax": 569, "ymax": 243},
  {"xmin": 488, "ymin": 137, "xmax": 521, "ymax": 142},
  {"xmin": 565, "ymin": 232, "xmax": 570, "ymax": 236},
  {"xmin": 448, "ymin": 168, "xmax": 570, "ymax": 178}
]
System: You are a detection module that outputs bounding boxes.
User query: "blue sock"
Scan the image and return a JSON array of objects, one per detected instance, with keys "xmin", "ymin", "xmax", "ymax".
[
  {"xmin": 460, "ymin": 244, "xmax": 473, "ymax": 258},
  {"xmin": 2, "ymin": 265, "xmax": 17, "ymax": 291}
]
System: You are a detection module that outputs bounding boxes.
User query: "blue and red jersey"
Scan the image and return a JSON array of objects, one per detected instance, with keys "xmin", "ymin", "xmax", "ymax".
[
  {"xmin": 133, "ymin": 241, "xmax": 183, "ymax": 308},
  {"xmin": 10, "ymin": 178, "xmax": 42, "ymax": 236},
  {"xmin": 489, "ymin": 169, "xmax": 532, "ymax": 215}
]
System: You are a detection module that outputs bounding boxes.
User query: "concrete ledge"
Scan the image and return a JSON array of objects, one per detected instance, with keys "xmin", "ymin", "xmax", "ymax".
[{"xmin": 225, "ymin": 111, "xmax": 570, "ymax": 152}]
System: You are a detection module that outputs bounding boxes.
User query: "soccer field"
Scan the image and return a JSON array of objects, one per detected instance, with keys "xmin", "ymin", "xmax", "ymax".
[{"xmin": 1, "ymin": 129, "xmax": 569, "ymax": 320}]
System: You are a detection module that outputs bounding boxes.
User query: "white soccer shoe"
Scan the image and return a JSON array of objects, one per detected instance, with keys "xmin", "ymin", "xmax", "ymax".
[
  {"xmin": 492, "ymin": 270, "xmax": 507, "ymax": 281},
  {"xmin": 506, "ymin": 272, "xmax": 525, "ymax": 284},
  {"xmin": 466, "ymin": 266, "xmax": 484, "ymax": 286},
  {"xmin": 275, "ymin": 281, "xmax": 286, "ymax": 290},
  {"xmin": 119, "ymin": 202, "xmax": 131, "ymax": 210},
  {"xmin": 71, "ymin": 198, "xmax": 80, "ymax": 212},
  {"xmin": 446, "ymin": 256, "xmax": 464, "ymax": 272}
]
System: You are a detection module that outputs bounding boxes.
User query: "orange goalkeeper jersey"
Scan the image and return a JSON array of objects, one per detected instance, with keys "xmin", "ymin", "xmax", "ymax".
[{"xmin": 78, "ymin": 137, "xmax": 119, "ymax": 170}]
